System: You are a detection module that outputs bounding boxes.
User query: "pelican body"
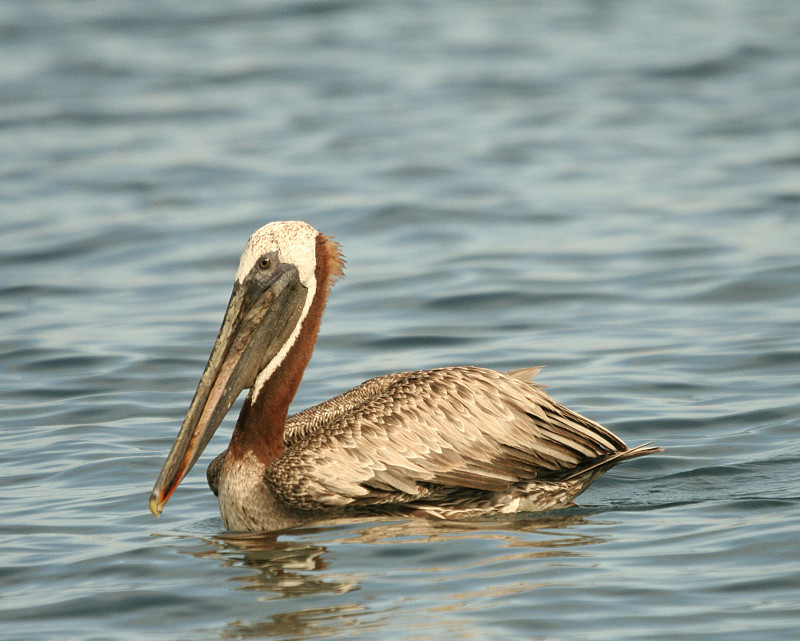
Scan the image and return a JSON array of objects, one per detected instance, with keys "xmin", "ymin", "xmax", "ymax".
[{"xmin": 150, "ymin": 221, "xmax": 660, "ymax": 531}]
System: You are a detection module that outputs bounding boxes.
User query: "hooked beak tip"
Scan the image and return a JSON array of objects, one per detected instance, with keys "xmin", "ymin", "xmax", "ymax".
[{"xmin": 149, "ymin": 493, "xmax": 165, "ymax": 518}]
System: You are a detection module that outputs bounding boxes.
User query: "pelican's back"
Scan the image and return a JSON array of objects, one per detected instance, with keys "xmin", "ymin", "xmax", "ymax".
[{"xmin": 265, "ymin": 366, "xmax": 658, "ymax": 515}]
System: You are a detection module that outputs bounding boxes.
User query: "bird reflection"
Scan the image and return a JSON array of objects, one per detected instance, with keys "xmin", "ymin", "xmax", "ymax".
[
  {"xmin": 190, "ymin": 512, "xmax": 606, "ymax": 590},
  {"xmin": 191, "ymin": 528, "xmax": 352, "ymax": 598},
  {"xmin": 185, "ymin": 511, "xmax": 610, "ymax": 640}
]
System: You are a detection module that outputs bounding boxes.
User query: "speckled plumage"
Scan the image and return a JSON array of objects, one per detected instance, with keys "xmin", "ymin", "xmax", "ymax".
[{"xmin": 208, "ymin": 366, "xmax": 660, "ymax": 530}]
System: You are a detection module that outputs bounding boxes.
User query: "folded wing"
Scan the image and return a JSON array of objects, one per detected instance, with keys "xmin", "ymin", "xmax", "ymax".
[{"xmin": 268, "ymin": 366, "xmax": 632, "ymax": 510}]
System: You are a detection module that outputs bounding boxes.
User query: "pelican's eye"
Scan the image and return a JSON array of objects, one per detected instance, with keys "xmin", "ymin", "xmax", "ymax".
[{"xmin": 258, "ymin": 256, "xmax": 272, "ymax": 270}]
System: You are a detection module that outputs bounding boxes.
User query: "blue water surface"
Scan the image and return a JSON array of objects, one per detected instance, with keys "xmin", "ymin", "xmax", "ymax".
[{"xmin": 2, "ymin": 1, "xmax": 799, "ymax": 640}]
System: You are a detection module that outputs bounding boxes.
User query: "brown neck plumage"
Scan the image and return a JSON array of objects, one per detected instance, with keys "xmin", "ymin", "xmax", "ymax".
[{"xmin": 229, "ymin": 234, "xmax": 344, "ymax": 466}]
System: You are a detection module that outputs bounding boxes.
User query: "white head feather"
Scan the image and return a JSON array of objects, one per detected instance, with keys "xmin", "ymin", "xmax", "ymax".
[{"xmin": 235, "ymin": 220, "xmax": 319, "ymax": 287}]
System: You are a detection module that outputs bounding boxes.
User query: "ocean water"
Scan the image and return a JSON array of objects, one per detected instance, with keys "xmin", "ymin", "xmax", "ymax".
[{"xmin": 2, "ymin": 1, "xmax": 799, "ymax": 640}]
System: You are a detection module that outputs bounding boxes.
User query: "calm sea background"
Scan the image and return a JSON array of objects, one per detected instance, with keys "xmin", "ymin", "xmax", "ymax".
[{"xmin": 2, "ymin": 1, "xmax": 799, "ymax": 640}]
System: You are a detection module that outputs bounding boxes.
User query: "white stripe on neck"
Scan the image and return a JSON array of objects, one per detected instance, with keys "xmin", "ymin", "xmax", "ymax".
[{"xmin": 250, "ymin": 273, "xmax": 316, "ymax": 399}]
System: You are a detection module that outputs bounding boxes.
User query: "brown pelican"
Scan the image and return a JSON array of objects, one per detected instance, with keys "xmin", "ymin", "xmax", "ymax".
[{"xmin": 150, "ymin": 221, "xmax": 661, "ymax": 531}]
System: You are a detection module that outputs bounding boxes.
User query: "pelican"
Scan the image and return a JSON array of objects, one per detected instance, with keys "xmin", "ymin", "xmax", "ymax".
[{"xmin": 150, "ymin": 221, "xmax": 660, "ymax": 531}]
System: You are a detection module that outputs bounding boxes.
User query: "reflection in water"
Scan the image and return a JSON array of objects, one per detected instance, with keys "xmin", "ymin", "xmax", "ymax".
[
  {"xmin": 333, "ymin": 512, "xmax": 607, "ymax": 547},
  {"xmin": 193, "ymin": 530, "xmax": 357, "ymax": 598},
  {"xmin": 218, "ymin": 604, "xmax": 368, "ymax": 641},
  {"xmin": 185, "ymin": 512, "xmax": 611, "ymax": 640}
]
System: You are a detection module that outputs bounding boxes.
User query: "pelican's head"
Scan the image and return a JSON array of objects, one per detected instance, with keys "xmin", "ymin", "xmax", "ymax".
[{"xmin": 149, "ymin": 221, "xmax": 342, "ymax": 517}]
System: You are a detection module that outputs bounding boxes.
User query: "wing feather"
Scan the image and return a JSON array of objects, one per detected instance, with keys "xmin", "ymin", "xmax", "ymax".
[{"xmin": 267, "ymin": 366, "xmax": 629, "ymax": 510}]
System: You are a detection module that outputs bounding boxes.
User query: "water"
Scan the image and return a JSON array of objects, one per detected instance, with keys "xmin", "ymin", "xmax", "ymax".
[{"xmin": 2, "ymin": 1, "xmax": 799, "ymax": 639}]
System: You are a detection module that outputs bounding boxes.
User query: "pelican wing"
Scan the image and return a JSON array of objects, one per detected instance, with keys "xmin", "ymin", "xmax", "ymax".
[{"xmin": 267, "ymin": 366, "xmax": 628, "ymax": 510}]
